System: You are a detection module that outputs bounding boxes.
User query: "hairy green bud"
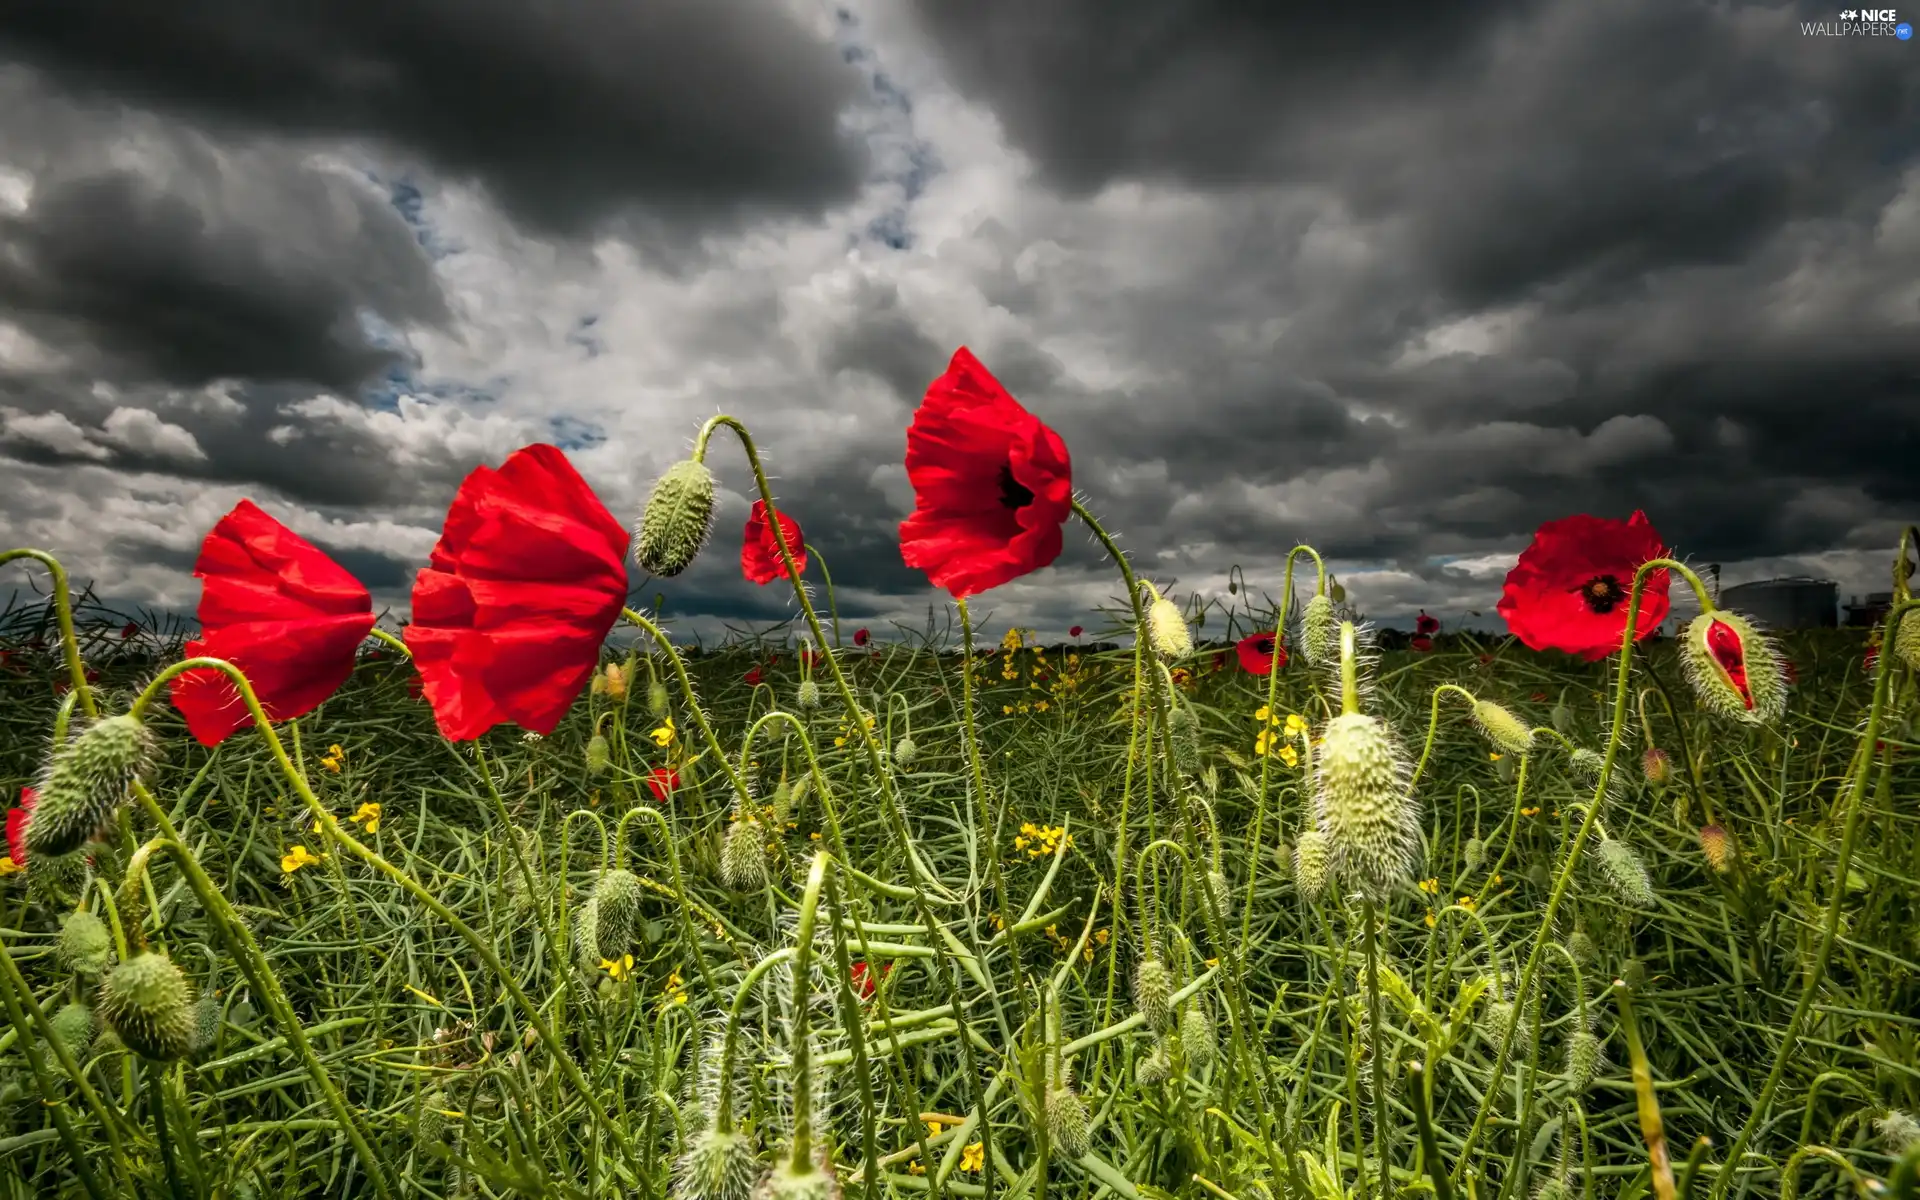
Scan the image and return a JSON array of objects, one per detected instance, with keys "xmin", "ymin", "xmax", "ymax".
[
  {"xmin": 97, "ymin": 951, "xmax": 195, "ymax": 1061},
  {"xmin": 29, "ymin": 715, "xmax": 154, "ymax": 859},
  {"xmin": 1293, "ymin": 830, "xmax": 1331, "ymax": 900},
  {"xmin": 48, "ymin": 1000, "xmax": 95, "ymax": 1057},
  {"xmin": 1471, "ymin": 700, "xmax": 1534, "ymax": 755},
  {"xmin": 1180, "ymin": 1003, "xmax": 1216, "ymax": 1071},
  {"xmin": 1680, "ymin": 610, "xmax": 1788, "ymax": 725},
  {"xmin": 649, "ymin": 680, "xmax": 672, "ymax": 719},
  {"xmin": 1312, "ymin": 713, "xmax": 1420, "ymax": 901},
  {"xmin": 1300, "ymin": 594, "xmax": 1336, "ymax": 667},
  {"xmin": 1046, "ymin": 1082, "xmax": 1092, "ymax": 1160},
  {"xmin": 585, "ymin": 734, "xmax": 610, "ymax": 776},
  {"xmin": 891, "ymin": 734, "xmax": 918, "ymax": 771},
  {"xmin": 1205, "ymin": 869, "xmax": 1232, "ymax": 920},
  {"xmin": 1134, "ymin": 957, "xmax": 1174, "ymax": 1031},
  {"xmin": 189, "ymin": 994, "xmax": 222, "ymax": 1057},
  {"xmin": 1135, "ymin": 1037, "xmax": 1173, "ymax": 1086},
  {"xmin": 1622, "ymin": 959, "xmax": 1648, "ymax": 990},
  {"xmin": 1147, "ymin": 593, "xmax": 1193, "ymax": 660},
  {"xmin": 676, "ymin": 1126, "xmax": 761, "ymax": 1200},
  {"xmin": 796, "ymin": 680, "xmax": 820, "ymax": 710},
  {"xmin": 1565, "ymin": 1028, "xmax": 1605, "ymax": 1093},
  {"xmin": 55, "ymin": 909, "xmax": 115, "ymax": 977},
  {"xmin": 590, "ymin": 869, "xmax": 644, "ymax": 958},
  {"xmin": 1533, "ymin": 1175, "xmax": 1575, "ymax": 1200},
  {"xmin": 1463, "ymin": 836, "xmax": 1485, "ymax": 872},
  {"xmin": 1568, "ymin": 747, "xmax": 1604, "ymax": 780},
  {"xmin": 753, "ymin": 1160, "xmax": 840, "ymax": 1200},
  {"xmin": 1595, "ymin": 838, "xmax": 1656, "ymax": 908},
  {"xmin": 635, "ymin": 458, "xmax": 717, "ymax": 578},
  {"xmin": 720, "ymin": 819, "xmax": 769, "ymax": 890},
  {"xmin": 417, "ymin": 1090, "xmax": 450, "ymax": 1148},
  {"xmin": 1568, "ymin": 928, "xmax": 1595, "ymax": 964},
  {"xmin": 1169, "ymin": 703, "xmax": 1200, "ymax": 777},
  {"xmin": 1896, "ymin": 610, "xmax": 1920, "ymax": 673}
]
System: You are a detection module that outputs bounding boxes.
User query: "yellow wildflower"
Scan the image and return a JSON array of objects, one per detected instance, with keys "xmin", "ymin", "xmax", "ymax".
[
  {"xmin": 1285, "ymin": 713, "xmax": 1308, "ymax": 734},
  {"xmin": 664, "ymin": 969, "xmax": 687, "ymax": 1005},
  {"xmin": 601, "ymin": 954, "xmax": 635, "ymax": 982},
  {"xmin": 352, "ymin": 801, "xmax": 382, "ymax": 834},
  {"xmin": 281, "ymin": 844, "xmax": 324, "ymax": 874},
  {"xmin": 907, "ymin": 1162, "xmax": 927, "ymax": 1176},
  {"xmin": 1425, "ymin": 910, "xmax": 1437, "ymax": 928},
  {"xmin": 1521, "ymin": 806, "xmax": 1541, "ymax": 818},
  {"xmin": 650, "ymin": 717, "xmax": 676, "ymax": 747},
  {"xmin": 1278, "ymin": 745, "xmax": 1299, "ymax": 768},
  {"xmin": 925, "ymin": 1118, "xmax": 946, "ymax": 1137},
  {"xmin": 1418, "ymin": 877, "xmax": 1440, "ymax": 895},
  {"xmin": 0, "ymin": 858, "xmax": 23, "ymax": 877},
  {"xmin": 960, "ymin": 1141, "xmax": 985, "ymax": 1173},
  {"xmin": 1457, "ymin": 896, "xmax": 1476, "ymax": 911}
]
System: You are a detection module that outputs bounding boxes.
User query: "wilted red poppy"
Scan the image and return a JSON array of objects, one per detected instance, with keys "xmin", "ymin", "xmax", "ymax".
[
  {"xmin": 742, "ymin": 500, "xmax": 807, "ymax": 586},
  {"xmin": 645, "ymin": 767, "xmax": 680, "ymax": 802},
  {"xmin": 1410, "ymin": 635, "xmax": 1435, "ymax": 653},
  {"xmin": 1235, "ymin": 632, "xmax": 1288, "ymax": 675},
  {"xmin": 744, "ymin": 666, "xmax": 764, "ymax": 686},
  {"xmin": 1069, "ymin": 626, "xmax": 1083, "ymax": 638},
  {"xmin": 5, "ymin": 788, "xmax": 34, "ymax": 867},
  {"xmin": 1416, "ymin": 611, "xmax": 1440, "ymax": 636},
  {"xmin": 1497, "ymin": 511, "xmax": 1670, "ymax": 662},
  {"xmin": 899, "ymin": 347, "xmax": 1073, "ymax": 597},
  {"xmin": 167, "ymin": 501, "xmax": 376, "ymax": 746},
  {"xmin": 849, "ymin": 960, "xmax": 892, "ymax": 1000},
  {"xmin": 407, "ymin": 444, "xmax": 631, "ymax": 741},
  {"xmin": 853, "ymin": 628, "xmax": 870, "ymax": 647},
  {"xmin": 119, "ymin": 622, "xmax": 138, "ymax": 640}
]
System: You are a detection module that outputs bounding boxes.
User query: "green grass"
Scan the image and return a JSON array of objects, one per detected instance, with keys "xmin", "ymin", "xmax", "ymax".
[{"xmin": 1, "ymin": 581, "xmax": 1918, "ymax": 1200}]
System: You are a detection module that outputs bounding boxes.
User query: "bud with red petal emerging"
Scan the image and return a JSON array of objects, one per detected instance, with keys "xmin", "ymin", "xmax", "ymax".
[
  {"xmin": 1680, "ymin": 611, "xmax": 1787, "ymax": 725},
  {"xmin": 1641, "ymin": 747, "xmax": 1672, "ymax": 787},
  {"xmin": 1697, "ymin": 824, "xmax": 1735, "ymax": 874}
]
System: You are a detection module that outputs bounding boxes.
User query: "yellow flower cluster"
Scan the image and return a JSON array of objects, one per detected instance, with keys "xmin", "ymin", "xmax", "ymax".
[
  {"xmin": 1254, "ymin": 707, "xmax": 1308, "ymax": 765},
  {"xmin": 281, "ymin": 844, "xmax": 324, "ymax": 874},
  {"xmin": 319, "ymin": 743, "xmax": 345, "ymax": 774},
  {"xmin": 353, "ymin": 801, "xmax": 382, "ymax": 834},
  {"xmin": 1012, "ymin": 822, "xmax": 1071, "ymax": 859},
  {"xmin": 650, "ymin": 717, "xmax": 676, "ymax": 748},
  {"xmin": 662, "ymin": 969, "xmax": 687, "ymax": 1006},
  {"xmin": 834, "ymin": 710, "xmax": 877, "ymax": 748},
  {"xmin": 601, "ymin": 953, "xmax": 634, "ymax": 981}
]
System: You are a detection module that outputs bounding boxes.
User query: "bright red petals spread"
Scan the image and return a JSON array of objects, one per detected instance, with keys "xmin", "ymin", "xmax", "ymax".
[
  {"xmin": 646, "ymin": 767, "xmax": 680, "ymax": 802},
  {"xmin": 169, "ymin": 500, "xmax": 376, "ymax": 746},
  {"xmin": 741, "ymin": 500, "xmax": 806, "ymax": 585},
  {"xmin": 1706, "ymin": 618, "xmax": 1755, "ymax": 709},
  {"xmin": 1235, "ymin": 632, "xmax": 1287, "ymax": 674},
  {"xmin": 900, "ymin": 347, "xmax": 1073, "ymax": 597},
  {"xmin": 6, "ymin": 787, "xmax": 35, "ymax": 866},
  {"xmin": 406, "ymin": 444, "xmax": 631, "ymax": 741},
  {"xmin": 1497, "ymin": 510, "xmax": 1670, "ymax": 661}
]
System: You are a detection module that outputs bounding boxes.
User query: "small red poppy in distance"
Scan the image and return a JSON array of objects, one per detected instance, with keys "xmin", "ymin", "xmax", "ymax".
[
  {"xmin": 849, "ymin": 960, "xmax": 892, "ymax": 1001},
  {"xmin": 744, "ymin": 665, "xmax": 764, "ymax": 686},
  {"xmin": 1415, "ymin": 611, "xmax": 1440, "ymax": 636},
  {"xmin": 5, "ymin": 788, "xmax": 35, "ymax": 868},
  {"xmin": 119, "ymin": 621, "xmax": 138, "ymax": 640},
  {"xmin": 741, "ymin": 500, "xmax": 807, "ymax": 585},
  {"xmin": 853, "ymin": 628, "xmax": 870, "ymax": 647},
  {"xmin": 1235, "ymin": 632, "xmax": 1287, "ymax": 675},
  {"xmin": 1497, "ymin": 511, "xmax": 1670, "ymax": 662},
  {"xmin": 1069, "ymin": 625, "xmax": 1083, "ymax": 638},
  {"xmin": 645, "ymin": 767, "xmax": 680, "ymax": 802},
  {"xmin": 169, "ymin": 500, "xmax": 377, "ymax": 746},
  {"xmin": 407, "ymin": 444, "xmax": 631, "ymax": 741},
  {"xmin": 899, "ymin": 347, "xmax": 1073, "ymax": 597},
  {"xmin": 1410, "ymin": 635, "xmax": 1435, "ymax": 653}
]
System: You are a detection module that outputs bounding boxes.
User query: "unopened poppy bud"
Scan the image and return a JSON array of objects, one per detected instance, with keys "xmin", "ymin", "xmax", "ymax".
[
  {"xmin": 1045, "ymin": 1081, "xmax": 1092, "ymax": 1159},
  {"xmin": 720, "ymin": 818, "xmax": 769, "ymax": 890},
  {"xmin": 1681, "ymin": 610, "xmax": 1787, "ymax": 725},
  {"xmin": 28, "ymin": 851, "xmax": 90, "ymax": 905},
  {"xmin": 1147, "ymin": 592, "xmax": 1193, "ymax": 660},
  {"xmin": 1463, "ymin": 836, "xmax": 1485, "ymax": 872},
  {"xmin": 1300, "ymin": 594, "xmax": 1336, "ymax": 667},
  {"xmin": 1471, "ymin": 700, "xmax": 1534, "ymax": 755},
  {"xmin": 1568, "ymin": 928, "xmax": 1595, "ymax": 963},
  {"xmin": 1641, "ymin": 747, "xmax": 1671, "ymax": 786},
  {"xmin": 1312, "ymin": 713, "xmax": 1420, "ymax": 901},
  {"xmin": 56, "ymin": 909, "xmax": 114, "ymax": 977},
  {"xmin": 634, "ymin": 458, "xmax": 716, "ymax": 577},
  {"xmin": 1535, "ymin": 1176, "xmax": 1575, "ymax": 1200},
  {"xmin": 1294, "ymin": 830, "xmax": 1331, "ymax": 899},
  {"xmin": 1168, "ymin": 704, "xmax": 1200, "ymax": 776},
  {"xmin": 1568, "ymin": 748, "xmax": 1604, "ymax": 780},
  {"xmin": 675, "ymin": 1126, "xmax": 761, "ymax": 1200},
  {"xmin": 649, "ymin": 680, "xmax": 671, "ymax": 719},
  {"xmin": 589, "ymin": 869, "xmax": 643, "ymax": 959},
  {"xmin": 796, "ymin": 680, "xmax": 820, "ymax": 710},
  {"xmin": 188, "ymin": 994, "xmax": 221, "ymax": 1057},
  {"xmin": 1565, "ymin": 1028, "xmax": 1605, "ymax": 1093},
  {"xmin": 1697, "ymin": 824, "xmax": 1734, "ymax": 873},
  {"xmin": 98, "ymin": 951, "xmax": 195, "ymax": 1061},
  {"xmin": 755, "ymin": 1160, "xmax": 837, "ymax": 1200},
  {"xmin": 1134, "ymin": 957, "xmax": 1174, "ymax": 1031},
  {"xmin": 1876, "ymin": 1111, "xmax": 1920, "ymax": 1155},
  {"xmin": 602, "ymin": 662, "xmax": 627, "ymax": 700},
  {"xmin": 1622, "ymin": 959, "xmax": 1648, "ymax": 990},
  {"xmin": 1180, "ymin": 1003, "xmax": 1216, "ymax": 1070},
  {"xmin": 892, "ymin": 734, "xmax": 918, "ymax": 770},
  {"xmin": 585, "ymin": 734, "xmax": 610, "ymax": 775},
  {"xmin": 1550, "ymin": 702, "xmax": 1573, "ymax": 734},
  {"xmin": 29, "ymin": 715, "xmax": 154, "ymax": 859},
  {"xmin": 48, "ymin": 1000, "xmax": 95, "ymax": 1057},
  {"xmin": 1595, "ymin": 838, "xmax": 1656, "ymax": 908},
  {"xmin": 417, "ymin": 1090, "xmax": 450, "ymax": 1147},
  {"xmin": 1136, "ymin": 1038, "xmax": 1174, "ymax": 1086},
  {"xmin": 1329, "ymin": 579, "xmax": 1346, "ymax": 604},
  {"xmin": 1895, "ymin": 610, "xmax": 1920, "ymax": 672},
  {"xmin": 1205, "ymin": 868, "xmax": 1232, "ymax": 920}
]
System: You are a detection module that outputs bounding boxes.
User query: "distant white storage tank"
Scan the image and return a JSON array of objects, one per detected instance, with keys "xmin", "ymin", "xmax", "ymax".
[{"xmin": 1717, "ymin": 578, "xmax": 1838, "ymax": 630}]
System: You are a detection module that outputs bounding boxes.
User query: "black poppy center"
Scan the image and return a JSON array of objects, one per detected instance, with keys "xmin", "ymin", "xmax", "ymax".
[
  {"xmin": 1578, "ymin": 574, "xmax": 1623, "ymax": 614},
  {"xmin": 1255, "ymin": 636, "xmax": 1275, "ymax": 655},
  {"xmin": 998, "ymin": 463, "xmax": 1034, "ymax": 510}
]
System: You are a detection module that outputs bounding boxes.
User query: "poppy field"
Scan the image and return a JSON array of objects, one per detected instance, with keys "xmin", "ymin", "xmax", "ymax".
[{"xmin": 2, "ymin": 347, "xmax": 1919, "ymax": 1200}]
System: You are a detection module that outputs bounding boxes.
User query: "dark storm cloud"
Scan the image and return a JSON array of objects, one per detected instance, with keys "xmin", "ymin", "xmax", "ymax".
[
  {"xmin": 900, "ymin": 0, "xmax": 1920, "ymax": 578},
  {"xmin": 0, "ymin": 0, "xmax": 868, "ymax": 234}
]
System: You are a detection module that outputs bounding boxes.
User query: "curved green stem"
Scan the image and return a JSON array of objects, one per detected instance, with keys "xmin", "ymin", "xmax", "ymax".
[
  {"xmin": 1405, "ymin": 684, "xmax": 1480, "ymax": 795},
  {"xmin": 802, "ymin": 542, "xmax": 841, "ymax": 649},
  {"xmin": 367, "ymin": 627, "xmax": 411, "ymax": 657},
  {"xmin": 0, "ymin": 548, "xmax": 101, "ymax": 718}
]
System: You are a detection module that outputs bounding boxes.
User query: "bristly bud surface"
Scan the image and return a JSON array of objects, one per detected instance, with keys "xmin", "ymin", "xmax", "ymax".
[
  {"xmin": 55, "ymin": 910, "xmax": 114, "ymax": 978},
  {"xmin": 1045, "ymin": 1082, "xmax": 1092, "ymax": 1159},
  {"xmin": 635, "ymin": 459, "xmax": 717, "ymax": 577},
  {"xmin": 796, "ymin": 680, "xmax": 820, "ymax": 710},
  {"xmin": 675, "ymin": 1127, "xmax": 761, "ymax": 1200},
  {"xmin": 1294, "ymin": 830, "xmax": 1331, "ymax": 899},
  {"xmin": 1565, "ymin": 1028, "xmax": 1605, "ymax": 1093},
  {"xmin": 1697, "ymin": 824, "xmax": 1734, "ymax": 873},
  {"xmin": 97, "ymin": 951, "xmax": 194, "ymax": 1061},
  {"xmin": 586, "ymin": 734, "xmax": 610, "ymax": 775},
  {"xmin": 650, "ymin": 680, "xmax": 672, "ymax": 719},
  {"xmin": 1595, "ymin": 838, "xmax": 1657, "ymax": 908},
  {"xmin": 29, "ymin": 714, "xmax": 154, "ymax": 859},
  {"xmin": 1641, "ymin": 746, "xmax": 1671, "ymax": 786},
  {"xmin": 1471, "ymin": 700, "xmax": 1534, "ymax": 755},
  {"xmin": 590, "ymin": 869, "xmax": 644, "ymax": 958},
  {"xmin": 1180, "ymin": 1002, "xmax": 1216, "ymax": 1070},
  {"xmin": 1300, "ymin": 594, "xmax": 1336, "ymax": 667},
  {"xmin": 721, "ymin": 818, "xmax": 770, "ymax": 890},
  {"xmin": 1312, "ymin": 713, "xmax": 1420, "ymax": 901},
  {"xmin": 1134, "ymin": 957, "xmax": 1174, "ymax": 1031},
  {"xmin": 891, "ymin": 735, "xmax": 917, "ymax": 770},
  {"xmin": 1136, "ymin": 1037, "xmax": 1173, "ymax": 1086},
  {"xmin": 1680, "ymin": 610, "xmax": 1787, "ymax": 725},
  {"xmin": 1147, "ymin": 592, "xmax": 1193, "ymax": 660}
]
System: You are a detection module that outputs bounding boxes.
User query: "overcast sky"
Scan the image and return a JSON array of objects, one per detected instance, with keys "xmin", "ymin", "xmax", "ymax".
[{"xmin": 1, "ymin": 0, "xmax": 1915, "ymax": 644}]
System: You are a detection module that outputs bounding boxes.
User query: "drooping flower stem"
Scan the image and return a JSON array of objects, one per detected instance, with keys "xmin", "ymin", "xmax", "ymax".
[
  {"xmin": 1405, "ymin": 684, "xmax": 1479, "ymax": 795},
  {"xmin": 1708, "ymin": 596, "xmax": 1919, "ymax": 1200},
  {"xmin": 802, "ymin": 541, "xmax": 842, "ymax": 648},
  {"xmin": 1449, "ymin": 556, "xmax": 1711, "ymax": 1189},
  {"xmin": 716, "ymin": 948, "xmax": 798, "ymax": 1132},
  {"xmin": 0, "ymin": 549, "xmax": 101, "ymax": 719}
]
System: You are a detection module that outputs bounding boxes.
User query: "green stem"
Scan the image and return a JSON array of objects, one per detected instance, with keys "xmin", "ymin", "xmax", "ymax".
[
  {"xmin": 804, "ymin": 542, "xmax": 841, "ymax": 649},
  {"xmin": 788, "ymin": 852, "xmax": 831, "ymax": 1172}
]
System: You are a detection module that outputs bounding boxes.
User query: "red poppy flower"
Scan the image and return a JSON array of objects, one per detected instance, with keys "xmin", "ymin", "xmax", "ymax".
[
  {"xmin": 849, "ymin": 960, "xmax": 892, "ymax": 1001},
  {"xmin": 1235, "ymin": 632, "xmax": 1288, "ymax": 675},
  {"xmin": 1415, "ymin": 611, "xmax": 1440, "ymax": 636},
  {"xmin": 853, "ymin": 628, "xmax": 870, "ymax": 647},
  {"xmin": 1069, "ymin": 626, "xmax": 1083, "ymax": 638},
  {"xmin": 645, "ymin": 767, "xmax": 680, "ymax": 802},
  {"xmin": 899, "ymin": 347, "xmax": 1073, "ymax": 597},
  {"xmin": 742, "ymin": 500, "xmax": 807, "ymax": 586},
  {"xmin": 744, "ymin": 665, "xmax": 764, "ymax": 686},
  {"xmin": 801, "ymin": 647, "xmax": 826, "ymax": 669},
  {"xmin": 166, "ymin": 500, "xmax": 376, "ymax": 746},
  {"xmin": 1497, "ymin": 511, "xmax": 1670, "ymax": 662},
  {"xmin": 407, "ymin": 444, "xmax": 631, "ymax": 741},
  {"xmin": 119, "ymin": 622, "xmax": 138, "ymax": 640},
  {"xmin": 5, "ymin": 788, "xmax": 35, "ymax": 867},
  {"xmin": 1410, "ymin": 635, "xmax": 1435, "ymax": 653}
]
